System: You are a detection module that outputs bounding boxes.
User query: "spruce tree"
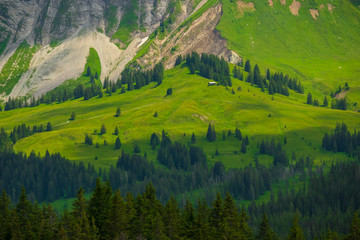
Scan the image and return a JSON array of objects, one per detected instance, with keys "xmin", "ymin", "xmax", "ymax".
[
  {"xmin": 245, "ymin": 60, "xmax": 251, "ymax": 72},
  {"xmin": 347, "ymin": 211, "xmax": 360, "ymax": 240},
  {"xmin": 323, "ymin": 96, "xmax": 328, "ymax": 107},
  {"xmin": 115, "ymin": 107, "xmax": 121, "ymax": 117},
  {"xmin": 70, "ymin": 112, "xmax": 76, "ymax": 120},
  {"xmin": 191, "ymin": 132, "xmax": 196, "ymax": 144},
  {"xmin": 114, "ymin": 126, "xmax": 119, "ymax": 136},
  {"xmin": 256, "ymin": 214, "xmax": 277, "ymax": 240},
  {"xmin": 47, "ymin": 122, "xmax": 52, "ymax": 131},
  {"xmin": 307, "ymin": 93, "xmax": 313, "ymax": 105},
  {"xmin": 287, "ymin": 214, "xmax": 305, "ymax": 240},
  {"xmin": 241, "ymin": 140, "xmax": 247, "ymax": 153},
  {"xmin": 115, "ymin": 137, "xmax": 121, "ymax": 149},
  {"xmin": 100, "ymin": 124, "xmax": 106, "ymax": 135}
]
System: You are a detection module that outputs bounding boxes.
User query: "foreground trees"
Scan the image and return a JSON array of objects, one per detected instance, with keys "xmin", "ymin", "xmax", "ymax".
[{"xmin": 0, "ymin": 182, "xmax": 358, "ymax": 240}]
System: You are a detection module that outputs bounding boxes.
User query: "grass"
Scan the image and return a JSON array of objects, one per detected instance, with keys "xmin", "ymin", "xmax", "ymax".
[
  {"xmin": 0, "ymin": 64, "xmax": 358, "ymax": 171},
  {"xmin": 0, "ymin": 41, "xmax": 37, "ymax": 95},
  {"xmin": 216, "ymin": 0, "xmax": 360, "ymax": 106},
  {"xmin": 0, "ymin": 27, "xmax": 10, "ymax": 56},
  {"xmin": 105, "ymin": 5, "xmax": 118, "ymax": 34},
  {"xmin": 112, "ymin": 0, "xmax": 139, "ymax": 45}
]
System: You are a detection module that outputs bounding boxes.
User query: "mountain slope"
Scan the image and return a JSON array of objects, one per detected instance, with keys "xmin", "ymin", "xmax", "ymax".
[
  {"xmin": 216, "ymin": 0, "xmax": 360, "ymax": 102},
  {"xmin": 0, "ymin": 65, "xmax": 358, "ymax": 170}
]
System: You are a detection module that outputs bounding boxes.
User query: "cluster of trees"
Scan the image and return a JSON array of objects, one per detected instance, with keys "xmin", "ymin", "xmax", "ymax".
[
  {"xmin": 259, "ymin": 138, "xmax": 289, "ymax": 166},
  {"xmin": 119, "ymin": 62, "xmax": 164, "ymax": 91},
  {"xmin": 9, "ymin": 122, "xmax": 52, "ymax": 143},
  {"xmin": 1, "ymin": 179, "xmax": 359, "ymax": 240},
  {"xmin": 234, "ymin": 60, "xmax": 304, "ymax": 96},
  {"xmin": 186, "ymin": 52, "xmax": 232, "ymax": 86},
  {"xmin": 322, "ymin": 123, "xmax": 360, "ymax": 155},
  {"xmin": 248, "ymin": 161, "xmax": 360, "ymax": 239},
  {"xmin": 0, "ymin": 148, "xmax": 97, "ymax": 202},
  {"xmin": 331, "ymin": 98, "xmax": 348, "ymax": 110}
]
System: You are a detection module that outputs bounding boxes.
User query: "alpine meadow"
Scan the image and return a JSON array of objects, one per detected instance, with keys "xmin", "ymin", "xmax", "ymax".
[{"xmin": 0, "ymin": 0, "xmax": 359, "ymax": 239}]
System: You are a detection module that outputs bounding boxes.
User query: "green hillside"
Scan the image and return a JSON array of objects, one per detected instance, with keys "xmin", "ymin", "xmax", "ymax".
[
  {"xmin": 217, "ymin": 0, "xmax": 360, "ymax": 103},
  {"xmin": 0, "ymin": 64, "xmax": 358, "ymax": 171}
]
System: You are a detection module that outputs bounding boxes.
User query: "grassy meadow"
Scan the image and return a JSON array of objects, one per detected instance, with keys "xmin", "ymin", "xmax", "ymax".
[
  {"xmin": 0, "ymin": 64, "xmax": 358, "ymax": 172},
  {"xmin": 217, "ymin": 0, "xmax": 360, "ymax": 104}
]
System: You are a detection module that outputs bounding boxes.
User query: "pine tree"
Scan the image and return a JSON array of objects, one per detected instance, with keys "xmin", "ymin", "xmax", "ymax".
[
  {"xmin": 115, "ymin": 137, "xmax": 121, "ymax": 149},
  {"xmin": 86, "ymin": 66, "xmax": 91, "ymax": 77},
  {"xmin": 287, "ymin": 214, "xmax": 305, "ymax": 240},
  {"xmin": 164, "ymin": 196, "xmax": 181, "ymax": 239},
  {"xmin": 47, "ymin": 122, "xmax": 52, "ymax": 131},
  {"xmin": 223, "ymin": 192, "xmax": 242, "ymax": 239},
  {"xmin": 70, "ymin": 112, "xmax": 76, "ymax": 120},
  {"xmin": 245, "ymin": 60, "xmax": 251, "ymax": 72},
  {"xmin": 100, "ymin": 124, "xmax": 106, "ymax": 135},
  {"xmin": 114, "ymin": 126, "xmax": 119, "ymax": 136},
  {"xmin": 209, "ymin": 193, "xmax": 224, "ymax": 239},
  {"xmin": 241, "ymin": 140, "xmax": 247, "ymax": 153},
  {"xmin": 307, "ymin": 93, "xmax": 313, "ymax": 105},
  {"xmin": 104, "ymin": 190, "xmax": 127, "ymax": 239},
  {"xmin": 256, "ymin": 214, "xmax": 277, "ymax": 240},
  {"xmin": 194, "ymin": 199, "xmax": 210, "ymax": 240},
  {"xmin": 323, "ymin": 96, "xmax": 328, "ymax": 107},
  {"xmin": 191, "ymin": 132, "xmax": 196, "ymax": 144},
  {"xmin": 115, "ymin": 107, "xmax": 121, "ymax": 117},
  {"xmin": 347, "ymin": 211, "xmax": 360, "ymax": 240}
]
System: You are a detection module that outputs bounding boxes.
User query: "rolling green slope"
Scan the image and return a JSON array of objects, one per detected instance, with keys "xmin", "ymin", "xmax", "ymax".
[
  {"xmin": 217, "ymin": 0, "xmax": 360, "ymax": 103},
  {"xmin": 0, "ymin": 64, "xmax": 358, "ymax": 171}
]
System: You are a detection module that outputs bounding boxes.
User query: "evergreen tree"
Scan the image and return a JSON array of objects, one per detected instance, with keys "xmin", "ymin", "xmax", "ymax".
[
  {"xmin": 194, "ymin": 199, "xmax": 210, "ymax": 240},
  {"xmin": 207, "ymin": 124, "xmax": 216, "ymax": 142},
  {"xmin": 70, "ymin": 112, "xmax": 76, "ymax": 120},
  {"xmin": 164, "ymin": 196, "xmax": 181, "ymax": 239},
  {"xmin": 347, "ymin": 211, "xmax": 360, "ymax": 240},
  {"xmin": 323, "ymin": 96, "xmax": 328, "ymax": 107},
  {"xmin": 256, "ymin": 214, "xmax": 277, "ymax": 240},
  {"xmin": 245, "ymin": 60, "xmax": 251, "ymax": 72},
  {"xmin": 86, "ymin": 66, "xmax": 91, "ymax": 77},
  {"xmin": 114, "ymin": 126, "xmax": 119, "ymax": 136},
  {"xmin": 307, "ymin": 93, "xmax": 313, "ymax": 105},
  {"xmin": 47, "ymin": 122, "xmax": 52, "ymax": 131},
  {"xmin": 115, "ymin": 107, "xmax": 121, "ymax": 117},
  {"xmin": 241, "ymin": 140, "xmax": 247, "ymax": 153},
  {"xmin": 287, "ymin": 214, "xmax": 305, "ymax": 240},
  {"xmin": 209, "ymin": 193, "xmax": 224, "ymax": 239},
  {"xmin": 115, "ymin": 137, "xmax": 121, "ymax": 149},
  {"xmin": 191, "ymin": 132, "xmax": 196, "ymax": 144},
  {"xmin": 100, "ymin": 124, "xmax": 106, "ymax": 135}
]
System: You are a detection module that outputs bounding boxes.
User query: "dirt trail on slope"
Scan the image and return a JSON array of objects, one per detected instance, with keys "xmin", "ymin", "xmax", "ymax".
[{"xmin": 137, "ymin": 4, "xmax": 241, "ymax": 69}]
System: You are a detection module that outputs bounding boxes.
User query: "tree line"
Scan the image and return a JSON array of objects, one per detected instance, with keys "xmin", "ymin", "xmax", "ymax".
[
  {"xmin": 1, "ymin": 63, "xmax": 164, "ymax": 111},
  {"xmin": 9, "ymin": 122, "xmax": 53, "ymax": 143},
  {"xmin": 248, "ymin": 160, "xmax": 360, "ymax": 239},
  {"xmin": 0, "ymin": 179, "xmax": 359, "ymax": 240},
  {"xmin": 322, "ymin": 123, "xmax": 360, "ymax": 156},
  {"xmin": 186, "ymin": 52, "xmax": 232, "ymax": 86}
]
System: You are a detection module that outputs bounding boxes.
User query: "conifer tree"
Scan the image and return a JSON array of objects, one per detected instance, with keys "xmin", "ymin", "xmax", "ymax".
[
  {"xmin": 245, "ymin": 60, "xmax": 251, "ymax": 72},
  {"xmin": 307, "ymin": 93, "xmax": 313, "ymax": 105},
  {"xmin": 209, "ymin": 193, "xmax": 224, "ymax": 239},
  {"xmin": 347, "ymin": 211, "xmax": 360, "ymax": 240},
  {"xmin": 164, "ymin": 196, "xmax": 181, "ymax": 239},
  {"xmin": 323, "ymin": 96, "xmax": 328, "ymax": 107},
  {"xmin": 256, "ymin": 214, "xmax": 277, "ymax": 240},
  {"xmin": 115, "ymin": 107, "xmax": 121, "ymax": 117},
  {"xmin": 70, "ymin": 112, "xmax": 76, "ymax": 120},
  {"xmin": 115, "ymin": 137, "xmax": 121, "ymax": 149},
  {"xmin": 114, "ymin": 126, "xmax": 119, "ymax": 136},
  {"xmin": 191, "ymin": 132, "xmax": 196, "ymax": 144},
  {"xmin": 287, "ymin": 214, "xmax": 305, "ymax": 240},
  {"xmin": 47, "ymin": 122, "xmax": 52, "ymax": 131},
  {"xmin": 100, "ymin": 124, "xmax": 106, "ymax": 135},
  {"xmin": 241, "ymin": 140, "xmax": 247, "ymax": 153},
  {"xmin": 194, "ymin": 199, "xmax": 210, "ymax": 240}
]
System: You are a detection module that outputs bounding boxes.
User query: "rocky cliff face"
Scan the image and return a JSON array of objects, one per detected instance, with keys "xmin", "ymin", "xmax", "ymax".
[{"xmin": 0, "ymin": 0, "xmax": 170, "ymax": 55}]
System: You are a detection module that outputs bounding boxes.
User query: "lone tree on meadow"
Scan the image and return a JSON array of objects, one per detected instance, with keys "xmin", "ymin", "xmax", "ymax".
[
  {"xmin": 70, "ymin": 112, "xmax": 76, "ymax": 120},
  {"xmin": 115, "ymin": 107, "xmax": 121, "ymax": 117},
  {"xmin": 114, "ymin": 126, "xmax": 119, "ymax": 136},
  {"xmin": 323, "ymin": 96, "xmax": 328, "ymax": 107},
  {"xmin": 100, "ymin": 124, "xmax": 106, "ymax": 135}
]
